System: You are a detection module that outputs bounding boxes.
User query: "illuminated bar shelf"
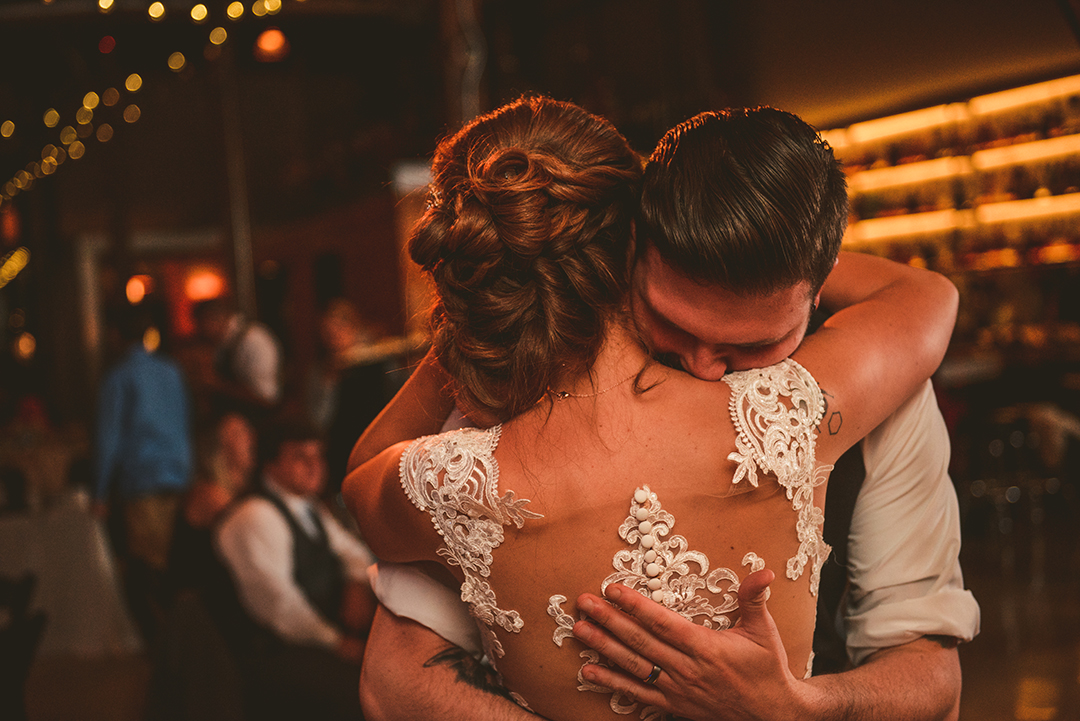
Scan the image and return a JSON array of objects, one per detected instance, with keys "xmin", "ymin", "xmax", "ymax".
[
  {"xmin": 975, "ymin": 192, "xmax": 1080, "ymax": 224},
  {"xmin": 848, "ymin": 156, "xmax": 973, "ymax": 193},
  {"xmin": 845, "ymin": 209, "xmax": 975, "ymax": 245},
  {"xmin": 831, "ymin": 72, "xmax": 1080, "ymax": 256}
]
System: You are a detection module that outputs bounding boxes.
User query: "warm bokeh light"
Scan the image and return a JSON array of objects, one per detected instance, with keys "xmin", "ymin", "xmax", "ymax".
[
  {"xmin": 0, "ymin": 247, "xmax": 30, "ymax": 289},
  {"xmin": 77, "ymin": 122, "xmax": 93, "ymax": 138},
  {"xmin": 68, "ymin": 141, "xmax": 85, "ymax": 160},
  {"xmin": 185, "ymin": 269, "xmax": 225, "ymax": 301},
  {"xmin": 14, "ymin": 332, "xmax": 35, "ymax": 363},
  {"xmin": 98, "ymin": 35, "xmax": 116, "ymax": 54},
  {"xmin": 13, "ymin": 171, "xmax": 30, "ymax": 189},
  {"xmin": 190, "ymin": 3, "xmax": 208, "ymax": 22},
  {"xmin": 210, "ymin": 27, "xmax": 228, "ymax": 45},
  {"xmin": 97, "ymin": 0, "xmax": 113, "ymax": 11},
  {"xmin": 75, "ymin": 106, "xmax": 93, "ymax": 125},
  {"xmin": 265, "ymin": 0, "xmax": 282, "ymax": 14},
  {"xmin": 96, "ymin": 124, "xmax": 114, "ymax": 142},
  {"xmin": 59, "ymin": 126, "xmax": 76, "ymax": 144},
  {"xmin": 40, "ymin": 157, "xmax": 57, "ymax": 175},
  {"xmin": 83, "ymin": 92, "xmax": 100, "ymax": 110},
  {"xmin": 168, "ymin": 52, "xmax": 186, "ymax": 72},
  {"xmin": 40, "ymin": 145, "xmax": 56, "ymax": 160},
  {"xmin": 102, "ymin": 88, "xmax": 120, "ymax": 106},
  {"xmin": 148, "ymin": 2, "xmax": 165, "ymax": 20},
  {"xmin": 143, "ymin": 327, "xmax": 161, "ymax": 353},
  {"xmin": 43, "ymin": 109, "xmax": 59, "ymax": 128},
  {"xmin": 125, "ymin": 74, "xmax": 143, "ymax": 92},
  {"xmin": 227, "ymin": 1, "xmax": 244, "ymax": 19},
  {"xmin": 123, "ymin": 105, "xmax": 141, "ymax": 123},
  {"xmin": 254, "ymin": 28, "xmax": 289, "ymax": 62},
  {"xmin": 252, "ymin": 0, "xmax": 267, "ymax": 17},
  {"xmin": 126, "ymin": 274, "xmax": 153, "ymax": 304},
  {"xmin": 1, "ymin": 121, "xmax": 13, "ymax": 138}
]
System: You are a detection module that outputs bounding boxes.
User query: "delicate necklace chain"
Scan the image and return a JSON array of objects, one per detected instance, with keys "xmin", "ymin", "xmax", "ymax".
[{"xmin": 549, "ymin": 369, "xmax": 638, "ymax": 400}]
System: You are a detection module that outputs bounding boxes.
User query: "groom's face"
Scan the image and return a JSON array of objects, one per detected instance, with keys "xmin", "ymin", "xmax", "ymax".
[{"xmin": 632, "ymin": 245, "xmax": 819, "ymax": 381}]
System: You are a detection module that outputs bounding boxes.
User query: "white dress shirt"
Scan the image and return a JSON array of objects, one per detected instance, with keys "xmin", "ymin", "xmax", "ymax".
[{"xmin": 215, "ymin": 477, "xmax": 375, "ymax": 650}]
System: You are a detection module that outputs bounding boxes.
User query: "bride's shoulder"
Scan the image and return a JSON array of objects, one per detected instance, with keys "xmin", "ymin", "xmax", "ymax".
[{"xmin": 402, "ymin": 424, "xmax": 503, "ymax": 465}]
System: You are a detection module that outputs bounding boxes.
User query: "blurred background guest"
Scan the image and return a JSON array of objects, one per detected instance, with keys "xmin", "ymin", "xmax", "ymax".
[
  {"xmin": 168, "ymin": 412, "xmax": 257, "ymax": 597},
  {"xmin": 309, "ymin": 298, "xmax": 403, "ymax": 499},
  {"xmin": 92, "ymin": 304, "xmax": 194, "ymax": 645},
  {"xmin": 192, "ymin": 298, "xmax": 283, "ymax": 422},
  {"xmin": 213, "ymin": 417, "xmax": 376, "ymax": 721}
]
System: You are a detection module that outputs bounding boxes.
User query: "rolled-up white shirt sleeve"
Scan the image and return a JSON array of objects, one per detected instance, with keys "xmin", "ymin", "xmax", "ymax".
[
  {"xmin": 215, "ymin": 499, "xmax": 342, "ymax": 650},
  {"xmin": 844, "ymin": 380, "xmax": 981, "ymax": 665}
]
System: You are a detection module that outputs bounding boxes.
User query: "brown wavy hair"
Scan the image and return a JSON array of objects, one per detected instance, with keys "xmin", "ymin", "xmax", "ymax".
[{"xmin": 409, "ymin": 96, "xmax": 642, "ymax": 423}]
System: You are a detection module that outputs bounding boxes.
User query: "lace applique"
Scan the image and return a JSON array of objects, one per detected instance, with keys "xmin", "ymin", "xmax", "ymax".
[
  {"xmin": 550, "ymin": 487, "xmax": 766, "ymax": 719},
  {"xmin": 399, "ymin": 425, "xmax": 543, "ymax": 663},
  {"xmin": 723, "ymin": 359, "xmax": 833, "ymax": 595}
]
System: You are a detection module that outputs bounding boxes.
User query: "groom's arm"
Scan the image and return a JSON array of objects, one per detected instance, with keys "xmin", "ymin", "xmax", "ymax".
[{"xmin": 360, "ymin": 606, "xmax": 542, "ymax": 721}]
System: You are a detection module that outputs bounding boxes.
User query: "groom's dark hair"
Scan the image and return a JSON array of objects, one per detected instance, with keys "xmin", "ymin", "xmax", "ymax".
[{"xmin": 638, "ymin": 107, "xmax": 848, "ymax": 296}]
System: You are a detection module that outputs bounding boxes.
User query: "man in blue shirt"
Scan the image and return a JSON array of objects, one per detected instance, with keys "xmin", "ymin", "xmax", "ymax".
[{"xmin": 93, "ymin": 303, "xmax": 193, "ymax": 641}]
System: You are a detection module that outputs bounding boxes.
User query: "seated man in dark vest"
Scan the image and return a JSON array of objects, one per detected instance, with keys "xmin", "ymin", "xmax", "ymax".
[{"xmin": 215, "ymin": 418, "xmax": 376, "ymax": 721}]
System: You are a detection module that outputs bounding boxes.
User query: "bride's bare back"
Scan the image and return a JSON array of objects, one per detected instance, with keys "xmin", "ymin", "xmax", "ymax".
[{"xmin": 385, "ymin": 347, "xmax": 829, "ymax": 720}]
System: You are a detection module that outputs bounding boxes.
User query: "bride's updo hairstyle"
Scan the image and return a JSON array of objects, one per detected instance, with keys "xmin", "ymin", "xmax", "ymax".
[{"xmin": 410, "ymin": 96, "xmax": 641, "ymax": 422}]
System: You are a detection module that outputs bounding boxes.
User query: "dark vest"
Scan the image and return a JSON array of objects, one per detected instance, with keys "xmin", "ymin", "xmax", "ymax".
[
  {"xmin": 257, "ymin": 491, "xmax": 346, "ymax": 627},
  {"xmin": 811, "ymin": 443, "xmax": 866, "ymax": 675},
  {"xmin": 210, "ymin": 490, "xmax": 347, "ymax": 653}
]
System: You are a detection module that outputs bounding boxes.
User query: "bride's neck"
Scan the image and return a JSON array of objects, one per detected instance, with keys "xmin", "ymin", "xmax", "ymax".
[{"xmin": 551, "ymin": 318, "xmax": 649, "ymax": 398}]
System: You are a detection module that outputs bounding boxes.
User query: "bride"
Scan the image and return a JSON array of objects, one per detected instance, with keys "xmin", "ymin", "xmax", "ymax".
[{"xmin": 344, "ymin": 96, "xmax": 956, "ymax": 720}]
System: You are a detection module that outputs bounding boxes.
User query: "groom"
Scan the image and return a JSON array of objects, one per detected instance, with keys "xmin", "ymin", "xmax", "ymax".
[{"xmin": 351, "ymin": 107, "xmax": 979, "ymax": 720}]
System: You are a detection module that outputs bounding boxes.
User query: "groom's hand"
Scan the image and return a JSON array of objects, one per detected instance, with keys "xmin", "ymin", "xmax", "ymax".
[{"xmin": 572, "ymin": 570, "xmax": 820, "ymax": 721}]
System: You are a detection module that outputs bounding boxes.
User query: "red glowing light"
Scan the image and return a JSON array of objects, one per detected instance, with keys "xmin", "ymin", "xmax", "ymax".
[
  {"xmin": 185, "ymin": 269, "xmax": 225, "ymax": 301},
  {"xmin": 99, "ymin": 35, "xmax": 116, "ymax": 54},
  {"xmin": 254, "ymin": 28, "xmax": 290, "ymax": 63}
]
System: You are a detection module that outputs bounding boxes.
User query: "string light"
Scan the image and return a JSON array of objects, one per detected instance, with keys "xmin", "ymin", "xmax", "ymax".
[
  {"xmin": 0, "ymin": 247, "xmax": 30, "ymax": 289},
  {"xmin": 4, "ymin": 0, "xmax": 315, "ymax": 208}
]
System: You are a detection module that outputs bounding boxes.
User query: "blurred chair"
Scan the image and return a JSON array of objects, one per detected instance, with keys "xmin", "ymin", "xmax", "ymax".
[{"xmin": 0, "ymin": 573, "xmax": 48, "ymax": 721}]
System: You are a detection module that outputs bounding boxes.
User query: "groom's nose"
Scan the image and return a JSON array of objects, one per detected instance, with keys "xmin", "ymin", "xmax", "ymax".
[{"xmin": 680, "ymin": 345, "xmax": 729, "ymax": 382}]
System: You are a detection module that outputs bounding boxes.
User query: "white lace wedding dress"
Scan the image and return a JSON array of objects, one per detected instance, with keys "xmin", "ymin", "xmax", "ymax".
[{"xmin": 397, "ymin": 358, "xmax": 833, "ymax": 719}]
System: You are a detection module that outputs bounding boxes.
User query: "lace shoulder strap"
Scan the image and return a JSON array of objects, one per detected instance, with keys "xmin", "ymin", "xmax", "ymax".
[
  {"xmin": 398, "ymin": 425, "xmax": 543, "ymax": 662},
  {"xmin": 722, "ymin": 359, "xmax": 833, "ymax": 593}
]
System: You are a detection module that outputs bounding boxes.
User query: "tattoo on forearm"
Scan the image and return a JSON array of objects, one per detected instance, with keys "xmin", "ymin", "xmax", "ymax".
[
  {"xmin": 424, "ymin": 646, "xmax": 517, "ymax": 702},
  {"xmin": 819, "ymin": 389, "xmax": 843, "ymax": 435}
]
